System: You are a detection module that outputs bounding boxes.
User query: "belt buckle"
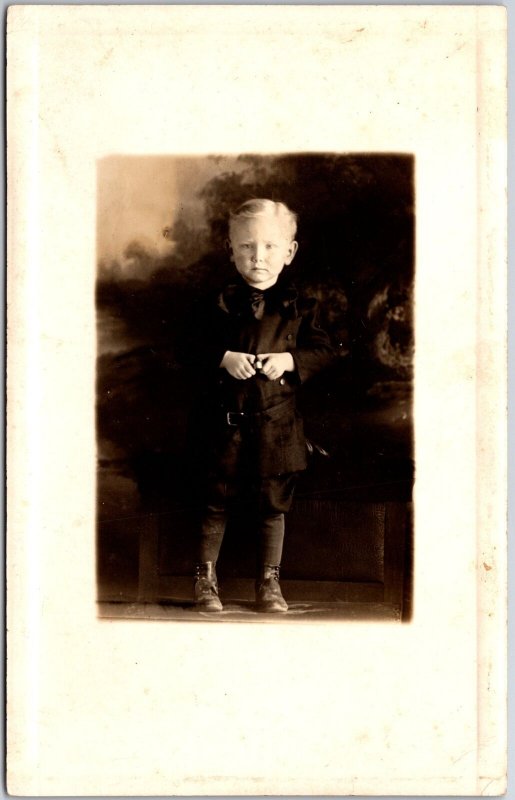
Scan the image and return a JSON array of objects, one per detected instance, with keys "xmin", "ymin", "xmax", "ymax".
[{"xmin": 226, "ymin": 411, "xmax": 244, "ymax": 426}]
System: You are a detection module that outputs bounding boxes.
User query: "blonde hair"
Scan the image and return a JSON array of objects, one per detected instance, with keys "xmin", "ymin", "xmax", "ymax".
[{"xmin": 229, "ymin": 199, "xmax": 297, "ymax": 240}]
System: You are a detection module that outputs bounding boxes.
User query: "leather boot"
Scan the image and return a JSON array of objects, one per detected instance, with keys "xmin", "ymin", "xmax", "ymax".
[
  {"xmin": 194, "ymin": 561, "xmax": 223, "ymax": 611},
  {"xmin": 255, "ymin": 565, "xmax": 288, "ymax": 612}
]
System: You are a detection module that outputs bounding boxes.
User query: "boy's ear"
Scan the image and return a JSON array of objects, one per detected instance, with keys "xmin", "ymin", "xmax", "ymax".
[
  {"xmin": 285, "ymin": 240, "xmax": 299, "ymax": 265},
  {"xmin": 225, "ymin": 238, "xmax": 234, "ymax": 261}
]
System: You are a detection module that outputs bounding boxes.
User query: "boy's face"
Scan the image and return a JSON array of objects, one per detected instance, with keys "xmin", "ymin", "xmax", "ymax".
[{"xmin": 229, "ymin": 216, "xmax": 298, "ymax": 289}]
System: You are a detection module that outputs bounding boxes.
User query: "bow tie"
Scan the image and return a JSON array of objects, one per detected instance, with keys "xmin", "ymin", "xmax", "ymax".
[
  {"xmin": 248, "ymin": 290, "xmax": 265, "ymax": 320},
  {"xmin": 218, "ymin": 281, "xmax": 298, "ymax": 320}
]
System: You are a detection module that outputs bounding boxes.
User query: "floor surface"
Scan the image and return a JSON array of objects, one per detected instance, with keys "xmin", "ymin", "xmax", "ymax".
[{"xmin": 98, "ymin": 599, "xmax": 402, "ymax": 623}]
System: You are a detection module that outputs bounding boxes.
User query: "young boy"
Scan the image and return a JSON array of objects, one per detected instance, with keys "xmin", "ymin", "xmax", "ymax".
[{"xmin": 192, "ymin": 199, "xmax": 334, "ymax": 612}]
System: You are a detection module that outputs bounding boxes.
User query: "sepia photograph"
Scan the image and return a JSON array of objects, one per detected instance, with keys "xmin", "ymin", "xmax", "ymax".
[
  {"xmin": 97, "ymin": 153, "xmax": 415, "ymax": 621},
  {"xmin": 7, "ymin": 6, "xmax": 506, "ymax": 795}
]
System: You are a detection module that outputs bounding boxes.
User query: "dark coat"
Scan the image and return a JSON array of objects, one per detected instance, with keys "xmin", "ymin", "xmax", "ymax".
[{"xmin": 186, "ymin": 277, "xmax": 335, "ymax": 479}]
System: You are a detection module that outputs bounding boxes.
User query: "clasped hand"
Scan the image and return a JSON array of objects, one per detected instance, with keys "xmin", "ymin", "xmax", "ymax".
[{"xmin": 220, "ymin": 351, "xmax": 295, "ymax": 381}]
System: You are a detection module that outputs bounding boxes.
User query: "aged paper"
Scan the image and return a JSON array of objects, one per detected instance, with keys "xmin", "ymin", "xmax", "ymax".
[{"xmin": 7, "ymin": 6, "xmax": 507, "ymax": 795}]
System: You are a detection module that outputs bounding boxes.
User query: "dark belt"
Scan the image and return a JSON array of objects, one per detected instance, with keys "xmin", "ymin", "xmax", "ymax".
[{"xmin": 225, "ymin": 396, "xmax": 295, "ymax": 427}]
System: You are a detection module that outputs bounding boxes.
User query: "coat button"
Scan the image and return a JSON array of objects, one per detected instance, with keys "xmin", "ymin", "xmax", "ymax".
[
  {"xmin": 286, "ymin": 333, "xmax": 293, "ymax": 340},
  {"xmin": 279, "ymin": 378, "xmax": 285, "ymax": 386}
]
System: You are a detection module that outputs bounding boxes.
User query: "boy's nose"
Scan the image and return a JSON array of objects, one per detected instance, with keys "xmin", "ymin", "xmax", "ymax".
[{"xmin": 251, "ymin": 245, "xmax": 265, "ymax": 262}]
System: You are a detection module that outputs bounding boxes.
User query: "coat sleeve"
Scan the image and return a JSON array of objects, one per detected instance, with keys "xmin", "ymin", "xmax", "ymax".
[
  {"xmin": 290, "ymin": 300, "xmax": 336, "ymax": 384},
  {"xmin": 179, "ymin": 296, "xmax": 231, "ymax": 377}
]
